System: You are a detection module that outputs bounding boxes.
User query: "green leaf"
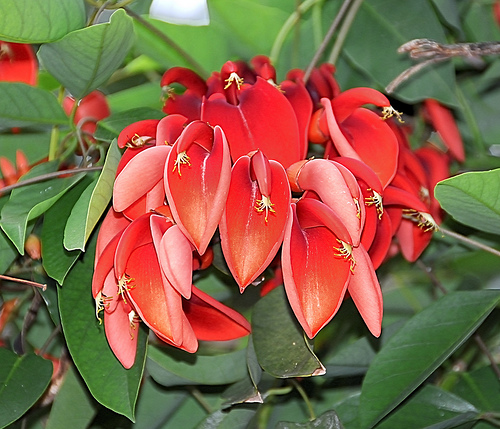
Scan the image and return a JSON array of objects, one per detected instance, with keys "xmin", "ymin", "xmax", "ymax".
[
  {"xmin": 323, "ymin": 337, "xmax": 376, "ymax": 378},
  {"xmin": 0, "ymin": 132, "xmax": 50, "ymax": 164},
  {"xmin": 342, "ymin": 0, "xmax": 457, "ymax": 104},
  {"xmin": 0, "ymin": 83, "xmax": 68, "ymax": 128},
  {"xmin": 451, "ymin": 366, "xmax": 500, "ymax": 413},
  {"xmin": 435, "ymin": 169, "xmax": 500, "ymax": 235},
  {"xmin": 0, "ymin": 163, "xmax": 84, "ymax": 254},
  {"xmin": 41, "ymin": 179, "xmax": 93, "ymax": 284},
  {"xmin": 58, "ymin": 233, "xmax": 147, "ymax": 421},
  {"xmin": 377, "ymin": 385, "xmax": 479, "ymax": 429},
  {"xmin": 251, "ymin": 287, "xmax": 325, "ymax": 378},
  {"xmin": 196, "ymin": 408, "xmax": 257, "ymax": 429},
  {"xmin": 0, "ymin": 197, "xmax": 17, "ymax": 273},
  {"xmin": 64, "ymin": 140, "xmax": 121, "ymax": 251},
  {"xmin": 147, "ymin": 345, "xmax": 248, "ymax": 387},
  {"xmin": 38, "ymin": 9, "xmax": 135, "ymax": 98},
  {"xmin": 0, "ymin": 349, "xmax": 53, "ymax": 429},
  {"xmin": 0, "ymin": 0, "xmax": 85, "ymax": 43},
  {"xmin": 276, "ymin": 410, "xmax": 344, "ymax": 429},
  {"xmin": 359, "ymin": 290, "xmax": 500, "ymax": 428},
  {"xmin": 45, "ymin": 365, "xmax": 98, "ymax": 429},
  {"xmin": 106, "ymin": 82, "xmax": 164, "ymax": 113},
  {"xmin": 94, "ymin": 107, "xmax": 165, "ymax": 142}
]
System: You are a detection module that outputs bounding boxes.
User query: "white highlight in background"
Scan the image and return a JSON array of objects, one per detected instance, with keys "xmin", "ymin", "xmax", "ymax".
[{"xmin": 149, "ymin": 0, "xmax": 210, "ymax": 26}]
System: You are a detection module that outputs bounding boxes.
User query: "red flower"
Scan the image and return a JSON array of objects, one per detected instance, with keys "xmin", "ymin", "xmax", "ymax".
[{"xmin": 0, "ymin": 42, "xmax": 37, "ymax": 85}]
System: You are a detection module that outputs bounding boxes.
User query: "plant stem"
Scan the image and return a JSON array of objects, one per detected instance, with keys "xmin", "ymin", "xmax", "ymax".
[
  {"xmin": 0, "ymin": 166, "xmax": 102, "ymax": 196},
  {"xmin": 48, "ymin": 86, "xmax": 66, "ymax": 161},
  {"xmin": 328, "ymin": 0, "xmax": 363, "ymax": 65},
  {"xmin": 0, "ymin": 275, "xmax": 47, "ymax": 291},
  {"xmin": 303, "ymin": 0, "xmax": 354, "ymax": 81},
  {"xmin": 123, "ymin": 6, "xmax": 209, "ymax": 79},
  {"xmin": 187, "ymin": 386, "xmax": 213, "ymax": 414},
  {"xmin": 290, "ymin": 379, "xmax": 316, "ymax": 421},
  {"xmin": 437, "ymin": 226, "xmax": 500, "ymax": 259}
]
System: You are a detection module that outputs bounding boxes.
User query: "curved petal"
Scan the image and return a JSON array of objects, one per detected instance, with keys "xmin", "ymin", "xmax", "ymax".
[
  {"xmin": 117, "ymin": 119, "xmax": 160, "ymax": 149},
  {"xmin": 165, "ymin": 124, "xmax": 231, "ymax": 254},
  {"xmin": 219, "ymin": 154, "xmax": 291, "ymax": 290},
  {"xmin": 183, "ymin": 286, "xmax": 251, "ymax": 341},
  {"xmin": 332, "ymin": 87, "xmax": 390, "ymax": 123},
  {"xmin": 155, "ymin": 114, "xmax": 188, "ymax": 146},
  {"xmin": 348, "ymin": 245, "xmax": 383, "ymax": 337},
  {"xmin": 282, "ymin": 203, "xmax": 351, "ymax": 338},
  {"xmin": 95, "ymin": 208, "xmax": 130, "ymax": 263}
]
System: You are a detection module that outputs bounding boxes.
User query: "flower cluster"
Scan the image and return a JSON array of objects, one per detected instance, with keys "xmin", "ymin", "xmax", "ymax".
[{"xmin": 93, "ymin": 56, "xmax": 463, "ymax": 367}]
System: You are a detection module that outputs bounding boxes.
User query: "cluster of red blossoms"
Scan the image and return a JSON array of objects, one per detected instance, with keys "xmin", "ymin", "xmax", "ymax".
[{"xmin": 92, "ymin": 56, "xmax": 463, "ymax": 368}]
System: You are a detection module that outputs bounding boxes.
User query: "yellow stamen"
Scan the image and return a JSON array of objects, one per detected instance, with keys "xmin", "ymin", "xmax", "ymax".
[
  {"xmin": 365, "ymin": 189, "xmax": 384, "ymax": 219},
  {"xmin": 95, "ymin": 291, "xmax": 112, "ymax": 324},
  {"xmin": 382, "ymin": 106, "xmax": 404, "ymax": 123},
  {"xmin": 255, "ymin": 195, "xmax": 276, "ymax": 223},
  {"xmin": 126, "ymin": 134, "xmax": 153, "ymax": 148},
  {"xmin": 402, "ymin": 209, "xmax": 439, "ymax": 232},
  {"xmin": 128, "ymin": 310, "xmax": 140, "ymax": 339},
  {"xmin": 172, "ymin": 151, "xmax": 191, "ymax": 176},
  {"xmin": 334, "ymin": 240, "xmax": 356, "ymax": 273},
  {"xmin": 224, "ymin": 72, "xmax": 244, "ymax": 90},
  {"xmin": 118, "ymin": 273, "xmax": 135, "ymax": 303}
]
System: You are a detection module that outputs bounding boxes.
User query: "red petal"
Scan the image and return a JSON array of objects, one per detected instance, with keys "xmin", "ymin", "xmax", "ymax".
[
  {"xmin": 183, "ymin": 286, "xmax": 251, "ymax": 341},
  {"xmin": 117, "ymin": 119, "xmax": 160, "ymax": 149},
  {"xmin": 96, "ymin": 208, "xmax": 130, "ymax": 262},
  {"xmin": 282, "ymin": 203, "xmax": 351, "ymax": 338},
  {"xmin": 155, "ymin": 114, "xmax": 188, "ymax": 146},
  {"xmin": 220, "ymin": 155, "xmax": 291, "ymax": 290},
  {"xmin": 348, "ymin": 245, "xmax": 383, "ymax": 337},
  {"xmin": 332, "ymin": 87, "xmax": 390, "ymax": 123},
  {"xmin": 367, "ymin": 211, "xmax": 393, "ymax": 270},
  {"xmin": 0, "ymin": 42, "xmax": 37, "ymax": 85}
]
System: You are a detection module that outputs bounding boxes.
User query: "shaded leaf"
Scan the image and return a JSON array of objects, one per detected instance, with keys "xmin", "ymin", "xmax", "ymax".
[
  {"xmin": 0, "ymin": 0, "xmax": 85, "ymax": 43},
  {"xmin": 276, "ymin": 410, "xmax": 344, "ymax": 429},
  {"xmin": 251, "ymin": 287, "xmax": 325, "ymax": 378},
  {"xmin": 58, "ymin": 233, "xmax": 147, "ymax": 421},
  {"xmin": 64, "ymin": 140, "xmax": 121, "ymax": 251},
  {"xmin": 94, "ymin": 107, "xmax": 165, "ymax": 142},
  {"xmin": 342, "ymin": 0, "xmax": 457, "ymax": 105},
  {"xmin": 0, "ymin": 197, "xmax": 17, "ymax": 273},
  {"xmin": 0, "ymin": 349, "xmax": 53, "ymax": 429},
  {"xmin": 0, "ymin": 83, "xmax": 68, "ymax": 128},
  {"xmin": 0, "ymin": 132, "xmax": 50, "ymax": 163},
  {"xmin": 359, "ymin": 290, "xmax": 500, "ymax": 428},
  {"xmin": 41, "ymin": 178, "xmax": 93, "ymax": 284},
  {"xmin": 148, "ymin": 346, "xmax": 248, "ymax": 387},
  {"xmin": 377, "ymin": 385, "xmax": 478, "ymax": 429},
  {"xmin": 45, "ymin": 365, "xmax": 98, "ymax": 429},
  {"xmin": 196, "ymin": 408, "xmax": 257, "ymax": 429},
  {"xmin": 323, "ymin": 337, "xmax": 376, "ymax": 378},
  {"xmin": 0, "ymin": 162, "xmax": 84, "ymax": 254},
  {"xmin": 451, "ymin": 366, "xmax": 500, "ymax": 413},
  {"xmin": 435, "ymin": 169, "xmax": 500, "ymax": 235},
  {"xmin": 38, "ymin": 9, "xmax": 135, "ymax": 98}
]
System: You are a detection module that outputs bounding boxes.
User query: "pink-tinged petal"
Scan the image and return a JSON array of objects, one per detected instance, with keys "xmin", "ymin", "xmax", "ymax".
[
  {"xmin": 348, "ymin": 245, "xmax": 383, "ymax": 337},
  {"xmin": 282, "ymin": 203, "xmax": 351, "ymax": 338},
  {"xmin": 340, "ymin": 108, "xmax": 398, "ymax": 188},
  {"xmin": 293, "ymin": 158, "xmax": 362, "ymax": 246},
  {"xmin": 202, "ymin": 77, "xmax": 302, "ymax": 168},
  {"xmin": 121, "ymin": 180, "xmax": 166, "ymax": 221},
  {"xmin": 113, "ymin": 145, "xmax": 170, "ymax": 212},
  {"xmin": 423, "ymin": 99, "xmax": 465, "ymax": 162},
  {"xmin": 396, "ymin": 218, "xmax": 434, "ymax": 262},
  {"xmin": 155, "ymin": 114, "xmax": 188, "ymax": 146},
  {"xmin": 333, "ymin": 156, "xmax": 383, "ymax": 195},
  {"xmin": 96, "ymin": 208, "xmax": 131, "ymax": 262},
  {"xmin": 332, "ymin": 87, "xmax": 390, "ymax": 123},
  {"xmin": 154, "ymin": 313, "xmax": 198, "ymax": 353},
  {"xmin": 102, "ymin": 270, "xmax": 119, "ymax": 313},
  {"xmin": 219, "ymin": 154, "xmax": 291, "ymax": 290},
  {"xmin": 125, "ymin": 242, "xmax": 185, "ymax": 345},
  {"xmin": 281, "ymin": 79, "xmax": 313, "ymax": 159},
  {"xmin": 104, "ymin": 299, "xmax": 138, "ymax": 369},
  {"xmin": 117, "ymin": 119, "xmax": 160, "ymax": 149},
  {"xmin": 383, "ymin": 185, "xmax": 430, "ymax": 213},
  {"xmin": 158, "ymin": 225, "xmax": 193, "ymax": 299},
  {"xmin": 183, "ymin": 286, "xmax": 251, "ymax": 341},
  {"xmin": 165, "ymin": 124, "xmax": 231, "ymax": 254},
  {"xmin": 368, "ymin": 211, "xmax": 393, "ymax": 270}
]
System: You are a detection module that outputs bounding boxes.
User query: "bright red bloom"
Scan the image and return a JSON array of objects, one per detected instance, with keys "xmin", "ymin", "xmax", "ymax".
[
  {"xmin": 0, "ymin": 42, "xmax": 37, "ymax": 85},
  {"xmin": 63, "ymin": 90, "xmax": 110, "ymax": 136}
]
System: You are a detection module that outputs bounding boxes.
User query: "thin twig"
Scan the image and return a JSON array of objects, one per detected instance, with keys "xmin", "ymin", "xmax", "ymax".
[
  {"xmin": 437, "ymin": 226, "xmax": 500, "ymax": 259},
  {"xmin": 38, "ymin": 325, "xmax": 62, "ymax": 357},
  {"xmin": 0, "ymin": 166, "xmax": 102, "ymax": 196},
  {"xmin": 0, "ymin": 274, "xmax": 47, "ymax": 291},
  {"xmin": 123, "ymin": 6, "xmax": 209, "ymax": 79},
  {"xmin": 328, "ymin": 0, "xmax": 363, "ymax": 65},
  {"xmin": 303, "ymin": 0, "xmax": 354, "ymax": 81},
  {"xmin": 386, "ymin": 39, "xmax": 500, "ymax": 94}
]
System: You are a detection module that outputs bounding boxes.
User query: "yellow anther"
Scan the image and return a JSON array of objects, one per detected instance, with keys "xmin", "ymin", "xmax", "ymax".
[
  {"xmin": 365, "ymin": 189, "xmax": 384, "ymax": 219},
  {"xmin": 334, "ymin": 240, "xmax": 356, "ymax": 273},
  {"xmin": 172, "ymin": 151, "xmax": 191, "ymax": 176},
  {"xmin": 402, "ymin": 209, "xmax": 439, "ymax": 232},
  {"xmin": 382, "ymin": 106, "xmax": 404, "ymax": 123},
  {"xmin": 224, "ymin": 72, "xmax": 244, "ymax": 90},
  {"xmin": 95, "ymin": 291, "xmax": 112, "ymax": 324},
  {"xmin": 128, "ymin": 310, "xmax": 140, "ymax": 339},
  {"xmin": 255, "ymin": 195, "xmax": 276, "ymax": 223},
  {"xmin": 126, "ymin": 134, "xmax": 153, "ymax": 148},
  {"xmin": 117, "ymin": 273, "xmax": 135, "ymax": 303}
]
